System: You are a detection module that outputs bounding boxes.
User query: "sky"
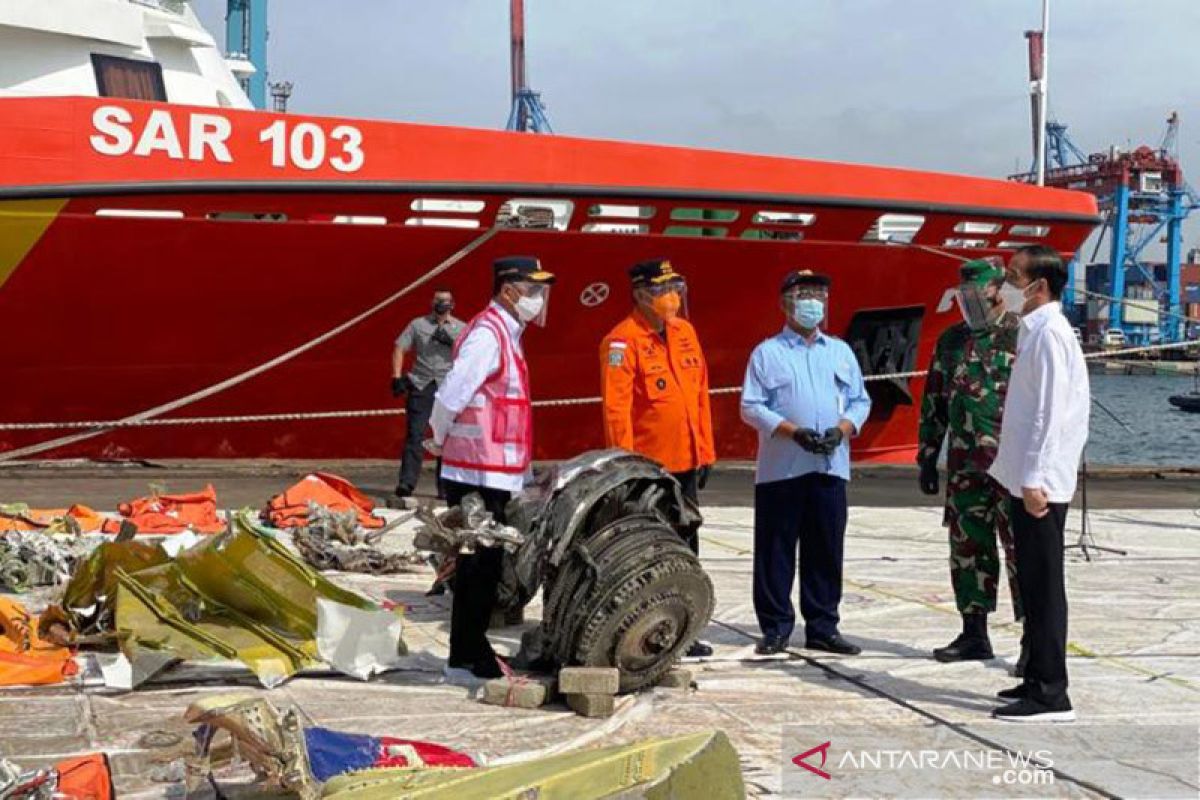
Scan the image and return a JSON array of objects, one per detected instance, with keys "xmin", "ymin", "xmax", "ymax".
[{"xmin": 194, "ymin": 0, "xmax": 1200, "ymax": 250}]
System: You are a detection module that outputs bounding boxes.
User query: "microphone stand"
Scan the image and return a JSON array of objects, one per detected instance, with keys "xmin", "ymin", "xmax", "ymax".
[{"xmin": 1070, "ymin": 438, "xmax": 1123, "ymax": 563}]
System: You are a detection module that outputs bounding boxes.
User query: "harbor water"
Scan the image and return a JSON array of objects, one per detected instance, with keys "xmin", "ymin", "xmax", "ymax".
[{"xmin": 1087, "ymin": 372, "xmax": 1199, "ymax": 466}]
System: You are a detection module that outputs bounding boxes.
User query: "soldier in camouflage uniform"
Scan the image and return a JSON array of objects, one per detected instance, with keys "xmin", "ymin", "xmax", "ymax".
[{"xmin": 918, "ymin": 259, "xmax": 1025, "ymax": 666}]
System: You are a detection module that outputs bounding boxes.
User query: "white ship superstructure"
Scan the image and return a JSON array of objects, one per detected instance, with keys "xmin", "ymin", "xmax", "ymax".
[{"xmin": 0, "ymin": 0, "xmax": 249, "ymax": 108}]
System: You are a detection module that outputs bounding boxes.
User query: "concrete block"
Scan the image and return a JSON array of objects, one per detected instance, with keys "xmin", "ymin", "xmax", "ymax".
[
  {"xmin": 657, "ymin": 668, "xmax": 696, "ymax": 689},
  {"xmin": 479, "ymin": 675, "xmax": 556, "ymax": 709},
  {"xmin": 566, "ymin": 692, "xmax": 615, "ymax": 718},
  {"xmin": 558, "ymin": 666, "xmax": 620, "ymax": 696}
]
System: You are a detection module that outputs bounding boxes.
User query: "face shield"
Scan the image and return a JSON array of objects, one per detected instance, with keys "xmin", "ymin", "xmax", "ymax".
[
  {"xmin": 511, "ymin": 281, "xmax": 552, "ymax": 327},
  {"xmin": 782, "ymin": 285, "xmax": 830, "ymax": 329},
  {"xmin": 954, "ymin": 282, "xmax": 997, "ymax": 330},
  {"xmin": 636, "ymin": 276, "xmax": 688, "ymax": 323}
]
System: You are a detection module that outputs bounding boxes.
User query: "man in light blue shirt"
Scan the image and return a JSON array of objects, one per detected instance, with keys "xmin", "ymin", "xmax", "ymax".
[{"xmin": 740, "ymin": 270, "xmax": 872, "ymax": 656}]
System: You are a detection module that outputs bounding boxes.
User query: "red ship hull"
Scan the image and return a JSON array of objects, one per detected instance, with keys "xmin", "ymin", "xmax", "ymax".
[{"xmin": 0, "ymin": 98, "xmax": 1098, "ymax": 464}]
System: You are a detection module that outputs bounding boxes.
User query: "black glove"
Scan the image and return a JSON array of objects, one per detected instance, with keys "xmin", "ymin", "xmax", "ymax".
[
  {"xmin": 918, "ymin": 456, "xmax": 940, "ymax": 496},
  {"xmin": 815, "ymin": 426, "xmax": 845, "ymax": 455},
  {"xmin": 391, "ymin": 377, "xmax": 408, "ymax": 398},
  {"xmin": 697, "ymin": 464, "xmax": 711, "ymax": 491},
  {"xmin": 792, "ymin": 428, "xmax": 822, "ymax": 453},
  {"xmin": 431, "ymin": 325, "xmax": 456, "ymax": 347}
]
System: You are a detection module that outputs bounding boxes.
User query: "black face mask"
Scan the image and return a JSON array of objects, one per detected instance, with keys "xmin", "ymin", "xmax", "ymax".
[{"xmin": 433, "ymin": 301, "xmax": 453, "ymax": 316}]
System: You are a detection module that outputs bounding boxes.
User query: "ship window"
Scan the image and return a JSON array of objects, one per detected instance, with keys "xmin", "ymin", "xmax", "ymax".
[
  {"xmin": 752, "ymin": 210, "xmax": 815, "ymax": 226},
  {"xmin": 954, "ymin": 221, "xmax": 1002, "ymax": 234},
  {"xmin": 742, "ymin": 229, "xmax": 804, "ymax": 241},
  {"xmin": 997, "ymin": 241, "xmax": 1024, "ymax": 249},
  {"xmin": 1009, "ymin": 224, "xmax": 1050, "ymax": 237},
  {"xmin": 411, "ymin": 199, "xmax": 486, "ymax": 213},
  {"xmin": 206, "ymin": 212, "xmax": 288, "ymax": 222},
  {"xmin": 863, "ymin": 213, "xmax": 925, "ymax": 243},
  {"xmin": 496, "ymin": 199, "xmax": 573, "ymax": 230},
  {"xmin": 95, "ymin": 208, "xmax": 183, "ymax": 219},
  {"xmin": 91, "ymin": 54, "xmax": 167, "ymax": 102},
  {"xmin": 943, "ymin": 237, "xmax": 989, "ymax": 249},
  {"xmin": 587, "ymin": 204, "xmax": 656, "ymax": 219},
  {"xmin": 333, "ymin": 215, "xmax": 388, "ymax": 225},
  {"xmin": 670, "ymin": 207, "xmax": 738, "ymax": 222},
  {"xmin": 664, "ymin": 225, "xmax": 728, "ymax": 238},
  {"xmin": 405, "ymin": 217, "xmax": 481, "ymax": 229},
  {"xmin": 582, "ymin": 222, "xmax": 650, "ymax": 234}
]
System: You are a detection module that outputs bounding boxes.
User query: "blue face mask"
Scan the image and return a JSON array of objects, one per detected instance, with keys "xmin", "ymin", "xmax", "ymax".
[{"xmin": 791, "ymin": 298, "xmax": 825, "ymax": 329}]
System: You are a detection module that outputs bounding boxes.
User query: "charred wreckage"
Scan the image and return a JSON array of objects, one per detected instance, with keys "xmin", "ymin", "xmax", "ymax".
[{"xmin": 415, "ymin": 450, "xmax": 715, "ymax": 692}]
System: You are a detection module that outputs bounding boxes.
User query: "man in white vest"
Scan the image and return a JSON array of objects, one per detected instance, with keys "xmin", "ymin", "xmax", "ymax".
[{"xmin": 428, "ymin": 255, "xmax": 555, "ymax": 680}]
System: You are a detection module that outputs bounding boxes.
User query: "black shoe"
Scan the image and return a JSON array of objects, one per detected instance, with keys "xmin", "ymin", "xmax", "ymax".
[
  {"xmin": 425, "ymin": 580, "xmax": 447, "ymax": 597},
  {"xmin": 470, "ymin": 655, "xmax": 507, "ymax": 680},
  {"xmin": 992, "ymin": 697, "xmax": 1075, "ymax": 723},
  {"xmin": 386, "ymin": 488, "xmax": 413, "ymax": 510},
  {"xmin": 755, "ymin": 635, "xmax": 788, "ymax": 655},
  {"xmin": 805, "ymin": 634, "xmax": 861, "ymax": 655},
  {"xmin": 997, "ymin": 683, "xmax": 1029, "ymax": 701},
  {"xmin": 933, "ymin": 633, "xmax": 994, "ymax": 662},
  {"xmin": 685, "ymin": 641, "xmax": 713, "ymax": 658}
]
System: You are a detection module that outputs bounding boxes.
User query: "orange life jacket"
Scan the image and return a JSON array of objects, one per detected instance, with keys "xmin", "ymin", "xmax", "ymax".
[
  {"xmin": 0, "ymin": 504, "xmax": 106, "ymax": 533},
  {"xmin": 264, "ymin": 472, "xmax": 384, "ymax": 529},
  {"xmin": 101, "ymin": 484, "xmax": 224, "ymax": 535},
  {"xmin": 0, "ymin": 598, "xmax": 77, "ymax": 687}
]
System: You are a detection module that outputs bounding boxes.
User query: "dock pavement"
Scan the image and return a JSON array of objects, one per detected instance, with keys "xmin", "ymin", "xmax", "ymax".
[{"xmin": 0, "ymin": 462, "xmax": 1196, "ymax": 797}]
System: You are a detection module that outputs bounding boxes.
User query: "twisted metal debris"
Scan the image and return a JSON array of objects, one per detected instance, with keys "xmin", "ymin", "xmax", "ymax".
[{"xmin": 291, "ymin": 503, "xmax": 425, "ymax": 575}]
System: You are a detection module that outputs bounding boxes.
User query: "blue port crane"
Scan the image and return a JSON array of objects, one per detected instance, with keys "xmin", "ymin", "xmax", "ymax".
[
  {"xmin": 225, "ymin": 0, "xmax": 269, "ymax": 109},
  {"xmin": 1016, "ymin": 23, "xmax": 1197, "ymax": 345},
  {"xmin": 1022, "ymin": 117, "xmax": 1200, "ymax": 345},
  {"xmin": 1014, "ymin": 115, "xmax": 1199, "ymax": 346},
  {"xmin": 505, "ymin": 0, "xmax": 553, "ymax": 133}
]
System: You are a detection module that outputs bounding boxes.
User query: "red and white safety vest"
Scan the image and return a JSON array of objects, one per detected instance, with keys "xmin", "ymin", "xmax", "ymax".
[{"xmin": 441, "ymin": 306, "xmax": 533, "ymax": 474}]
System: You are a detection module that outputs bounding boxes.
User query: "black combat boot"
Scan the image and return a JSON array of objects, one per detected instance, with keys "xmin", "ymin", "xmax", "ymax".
[{"xmin": 933, "ymin": 612, "xmax": 994, "ymax": 662}]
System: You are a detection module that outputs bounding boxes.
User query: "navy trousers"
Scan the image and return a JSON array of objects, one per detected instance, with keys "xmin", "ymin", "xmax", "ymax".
[{"xmin": 753, "ymin": 473, "xmax": 848, "ymax": 642}]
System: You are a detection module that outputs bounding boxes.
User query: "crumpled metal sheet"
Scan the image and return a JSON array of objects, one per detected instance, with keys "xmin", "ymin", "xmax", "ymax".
[
  {"xmin": 54, "ymin": 510, "xmax": 407, "ymax": 688},
  {"xmin": 320, "ymin": 730, "xmax": 744, "ymax": 800}
]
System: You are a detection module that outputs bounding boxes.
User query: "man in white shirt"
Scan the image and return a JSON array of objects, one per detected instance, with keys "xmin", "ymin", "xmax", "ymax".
[
  {"xmin": 427, "ymin": 255, "xmax": 555, "ymax": 680},
  {"xmin": 988, "ymin": 245, "xmax": 1089, "ymax": 722}
]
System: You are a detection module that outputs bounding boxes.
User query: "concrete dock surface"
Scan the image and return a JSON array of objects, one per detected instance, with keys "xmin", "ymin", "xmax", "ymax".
[{"xmin": 0, "ymin": 464, "xmax": 1197, "ymax": 797}]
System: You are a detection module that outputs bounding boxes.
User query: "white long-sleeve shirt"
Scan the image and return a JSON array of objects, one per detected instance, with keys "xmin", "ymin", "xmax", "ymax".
[
  {"xmin": 988, "ymin": 302, "xmax": 1090, "ymax": 502},
  {"xmin": 430, "ymin": 301, "xmax": 529, "ymax": 492}
]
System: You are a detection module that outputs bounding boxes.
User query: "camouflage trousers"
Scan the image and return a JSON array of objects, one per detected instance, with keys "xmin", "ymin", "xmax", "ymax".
[{"xmin": 944, "ymin": 470, "xmax": 1023, "ymax": 620}]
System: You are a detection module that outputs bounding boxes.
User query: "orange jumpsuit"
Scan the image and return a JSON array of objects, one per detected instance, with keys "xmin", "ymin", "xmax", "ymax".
[{"xmin": 599, "ymin": 312, "xmax": 716, "ymax": 474}]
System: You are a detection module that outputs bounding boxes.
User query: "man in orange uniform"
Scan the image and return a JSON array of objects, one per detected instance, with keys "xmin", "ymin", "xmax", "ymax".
[{"xmin": 600, "ymin": 258, "xmax": 716, "ymax": 658}]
